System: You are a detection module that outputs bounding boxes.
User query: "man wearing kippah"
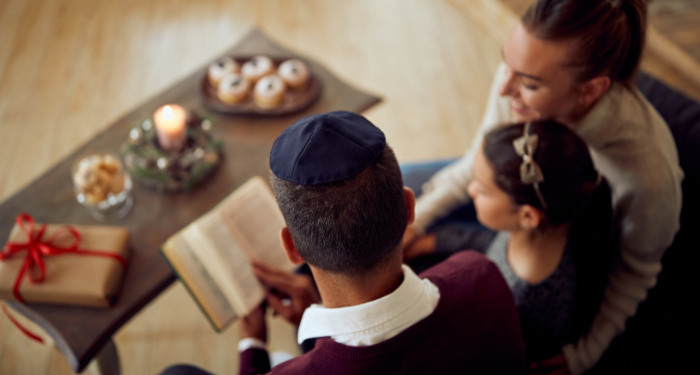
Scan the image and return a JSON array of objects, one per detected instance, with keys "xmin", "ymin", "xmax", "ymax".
[{"xmin": 162, "ymin": 111, "xmax": 525, "ymax": 374}]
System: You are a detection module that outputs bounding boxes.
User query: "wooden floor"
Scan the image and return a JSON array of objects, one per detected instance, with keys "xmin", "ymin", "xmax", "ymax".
[
  {"xmin": 0, "ymin": 0, "xmax": 699, "ymax": 374},
  {"xmin": 651, "ymin": 1, "xmax": 700, "ymax": 63}
]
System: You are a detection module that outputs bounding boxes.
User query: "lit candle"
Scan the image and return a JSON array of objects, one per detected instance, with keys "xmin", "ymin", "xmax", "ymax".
[{"xmin": 153, "ymin": 104, "xmax": 187, "ymax": 151}]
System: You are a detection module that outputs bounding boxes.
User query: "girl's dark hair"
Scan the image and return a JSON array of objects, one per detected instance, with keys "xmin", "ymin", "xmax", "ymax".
[
  {"xmin": 522, "ymin": 0, "xmax": 647, "ymax": 87},
  {"xmin": 483, "ymin": 120, "xmax": 599, "ymax": 225},
  {"xmin": 484, "ymin": 120, "xmax": 613, "ymax": 337}
]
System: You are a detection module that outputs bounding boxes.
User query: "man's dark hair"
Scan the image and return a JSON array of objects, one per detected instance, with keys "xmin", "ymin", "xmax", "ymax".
[{"xmin": 271, "ymin": 145, "xmax": 407, "ymax": 277}]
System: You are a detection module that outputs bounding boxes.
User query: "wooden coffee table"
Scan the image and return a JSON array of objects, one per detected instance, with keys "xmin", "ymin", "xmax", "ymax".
[{"xmin": 0, "ymin": 29, "xmax": 379, "ymax": 374}]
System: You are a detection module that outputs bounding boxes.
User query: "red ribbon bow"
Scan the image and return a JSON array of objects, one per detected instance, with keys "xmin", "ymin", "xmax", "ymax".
[{"xmin": 0, "ymin": 213, "xmax": 128, "ymax": 343}]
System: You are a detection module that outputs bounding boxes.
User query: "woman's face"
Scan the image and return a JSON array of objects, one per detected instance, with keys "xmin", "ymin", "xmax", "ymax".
[
  {"xmin": 499, "ymin": 23, "xmax": 583, "ymax": 124},
  {"xmin": 467, "ymin": 147, "xmax": 521, "ymax": 231}
]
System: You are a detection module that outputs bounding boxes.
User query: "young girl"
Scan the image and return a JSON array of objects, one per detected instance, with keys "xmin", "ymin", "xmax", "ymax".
[
  {"xmin": 403, "ymin": 1, "xmax": 683, "ymax": 373},
  {"xmin": 441, "ymin": 120, "xmax": 612, "ymax": 363}
]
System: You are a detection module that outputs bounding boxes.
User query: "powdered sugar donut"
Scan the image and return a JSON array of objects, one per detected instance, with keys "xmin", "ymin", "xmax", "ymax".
[
  {"xmin": 241, "ymin": 56, "xmax": 275, "ymax": 84},
  {"xmin": 217, "ymin": 73, "xmax": 250, "ymax": 104},
  {"xmin": 278, "ymin": 59, "xmax": 310, "ymax": 90},
  {"xmin": 208, "ymin": 57, "xmax": 239, "ymax": 88},
  {"xmin": 254, "ymin": 75, "xmax": 286, "ymax": 109}
]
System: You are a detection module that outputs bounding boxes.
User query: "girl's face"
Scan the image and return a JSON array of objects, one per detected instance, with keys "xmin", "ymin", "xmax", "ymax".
[
  {"xmin": 499, "ymin": 23, "xmax": 584, "ymax": 124},
  {"xmin": 467, "ymin": 147, "xmax": 522, "ymax": 231}
]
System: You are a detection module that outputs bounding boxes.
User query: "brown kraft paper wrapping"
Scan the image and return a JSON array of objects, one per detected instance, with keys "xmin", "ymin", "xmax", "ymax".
[{"xmin": 0, "ymin": 223, "xmax": 130, "ymax": 308}]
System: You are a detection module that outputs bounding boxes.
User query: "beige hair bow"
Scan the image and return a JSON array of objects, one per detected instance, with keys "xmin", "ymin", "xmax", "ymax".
[{"xmin": 513, "ymin": 122, "xmax": 548, "ymax": 210}]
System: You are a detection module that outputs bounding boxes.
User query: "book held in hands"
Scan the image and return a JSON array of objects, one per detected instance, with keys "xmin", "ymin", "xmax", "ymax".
[{"xmin": 160, "ymin": 176, "xmax": 295, "ymax": 331}]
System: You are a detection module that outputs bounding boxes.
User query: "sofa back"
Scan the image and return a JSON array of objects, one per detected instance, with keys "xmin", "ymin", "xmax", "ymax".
[{"xmin": 591, "ymin": 73, "xmax": 699, "ymax": 373}]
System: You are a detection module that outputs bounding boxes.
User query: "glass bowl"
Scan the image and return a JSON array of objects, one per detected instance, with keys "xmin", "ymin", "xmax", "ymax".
[{"xmin": 72, "ymin": 152, "xmax": 133, "ymax": 222}]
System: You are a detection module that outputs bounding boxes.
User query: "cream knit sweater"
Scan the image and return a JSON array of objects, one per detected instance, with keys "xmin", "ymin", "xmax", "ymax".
[{"xmin": 413, "ymin": 63, "xmax": 683, "ymax": 374}]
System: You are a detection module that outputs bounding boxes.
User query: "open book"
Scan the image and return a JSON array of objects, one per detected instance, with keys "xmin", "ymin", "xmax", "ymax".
[{"xmin": 160, "ymin": 176, "xmax": 295, "ymax": 331}]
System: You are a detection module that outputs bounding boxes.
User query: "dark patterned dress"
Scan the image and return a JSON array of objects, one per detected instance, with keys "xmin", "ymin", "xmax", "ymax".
[
  {"xmin": 486, "ymin": 232, "xmax": 577, "ymax": 361},
  {"xmin": 434, "ymin": 227, "xmax": 577, "ymax": 361}
]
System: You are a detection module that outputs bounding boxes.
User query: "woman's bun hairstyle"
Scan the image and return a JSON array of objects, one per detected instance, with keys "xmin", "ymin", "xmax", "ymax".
[{"xmin": 522, "ymin": 0, "xmax": 648, "ymax": 87}]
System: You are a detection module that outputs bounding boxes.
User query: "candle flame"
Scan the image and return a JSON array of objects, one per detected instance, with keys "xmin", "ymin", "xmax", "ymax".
[{"xmin": 163, "ymin": 105, "xmax": 173, "ymax": 120}]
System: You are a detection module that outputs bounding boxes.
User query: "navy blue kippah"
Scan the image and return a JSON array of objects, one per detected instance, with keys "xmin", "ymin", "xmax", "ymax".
[{"xmin": 270, "ymin": 111, "xmax": 386, "ymax": 185}]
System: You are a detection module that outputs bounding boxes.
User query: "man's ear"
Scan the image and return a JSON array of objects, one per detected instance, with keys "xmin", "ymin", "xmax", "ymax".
[
  {"xmin": 517, "ymin": 205, "xmax": 545, "ymax": 230},
  {"xmin": 578, "ymin": 76, "xmax": 611, "ymax": 107},
  {"xmin": 404, "ymin": 187, "xmax": 416, "ymax": 226},
  {"xmin": 280, "ymin": 227, "xmax": 305, "ymax": 265}
]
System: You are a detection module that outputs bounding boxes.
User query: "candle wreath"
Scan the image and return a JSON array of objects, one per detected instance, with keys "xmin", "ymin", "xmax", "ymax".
[{"xmin": 121, "ymin": 111, "xmax": 223, "ymax": 192}]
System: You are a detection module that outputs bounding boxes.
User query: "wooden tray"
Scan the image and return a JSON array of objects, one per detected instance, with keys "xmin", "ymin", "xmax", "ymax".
[{"xmin": 199, "ymin": 57, "xmax": 323, "ymax": 115}]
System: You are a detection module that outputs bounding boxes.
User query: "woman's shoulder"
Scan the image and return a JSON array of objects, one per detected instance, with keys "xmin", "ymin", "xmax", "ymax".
[
  {"xmin": 584, "ymin": 83, "xmax": 669, "ymax": 144},
  {"xmin": 617, "ymin": 83, "xmax": 669, "ymax": 129},
  {"xmin": 583, "ymin": 84, "xmax": 682, "ymax": 187}
]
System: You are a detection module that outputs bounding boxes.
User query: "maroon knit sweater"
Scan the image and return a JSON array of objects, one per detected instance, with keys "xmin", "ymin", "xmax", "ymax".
[{"xmin": 240, "ymin": 251, "xmax": 525, "ymax": 375}]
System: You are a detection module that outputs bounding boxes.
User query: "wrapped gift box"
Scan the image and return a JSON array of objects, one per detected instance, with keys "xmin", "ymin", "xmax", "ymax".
[{"xmin": 0, "ymin": 222, "xmax": 130, "ymax": 308}]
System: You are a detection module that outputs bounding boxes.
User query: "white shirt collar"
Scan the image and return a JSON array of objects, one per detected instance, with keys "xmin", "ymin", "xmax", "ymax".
[{"xmin": 297, "ymin": 265, "xmax": 440, "ymax": 346}]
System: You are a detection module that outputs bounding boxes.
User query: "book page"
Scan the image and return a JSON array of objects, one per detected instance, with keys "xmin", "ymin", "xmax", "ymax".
[
  {"xmin": 182, "ymin": 215, "xmax": 266, "ymax": 317},
  {"xmin": 219, "ymin": 177, "xmax": 295, "ymax": 272},
  {"xmin": 162, "ymin": 235, "xmax": 237, "ymax": 330}
]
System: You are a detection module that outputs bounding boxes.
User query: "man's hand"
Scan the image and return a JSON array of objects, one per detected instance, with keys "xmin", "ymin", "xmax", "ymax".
[
  {"xmin": 240, "ymin": 303, "xmax": 267, "ymax": 342},
  {"xmin": 252, "ymin": 261, "xmax": 321, "ymax": 327},
  {"xmin": 528, "ymin": 353, "xmax": 570, "ymax": 375},
  {"xmin": 402, "ymin": 226, "xmax": 437, "ymax": 261}
]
